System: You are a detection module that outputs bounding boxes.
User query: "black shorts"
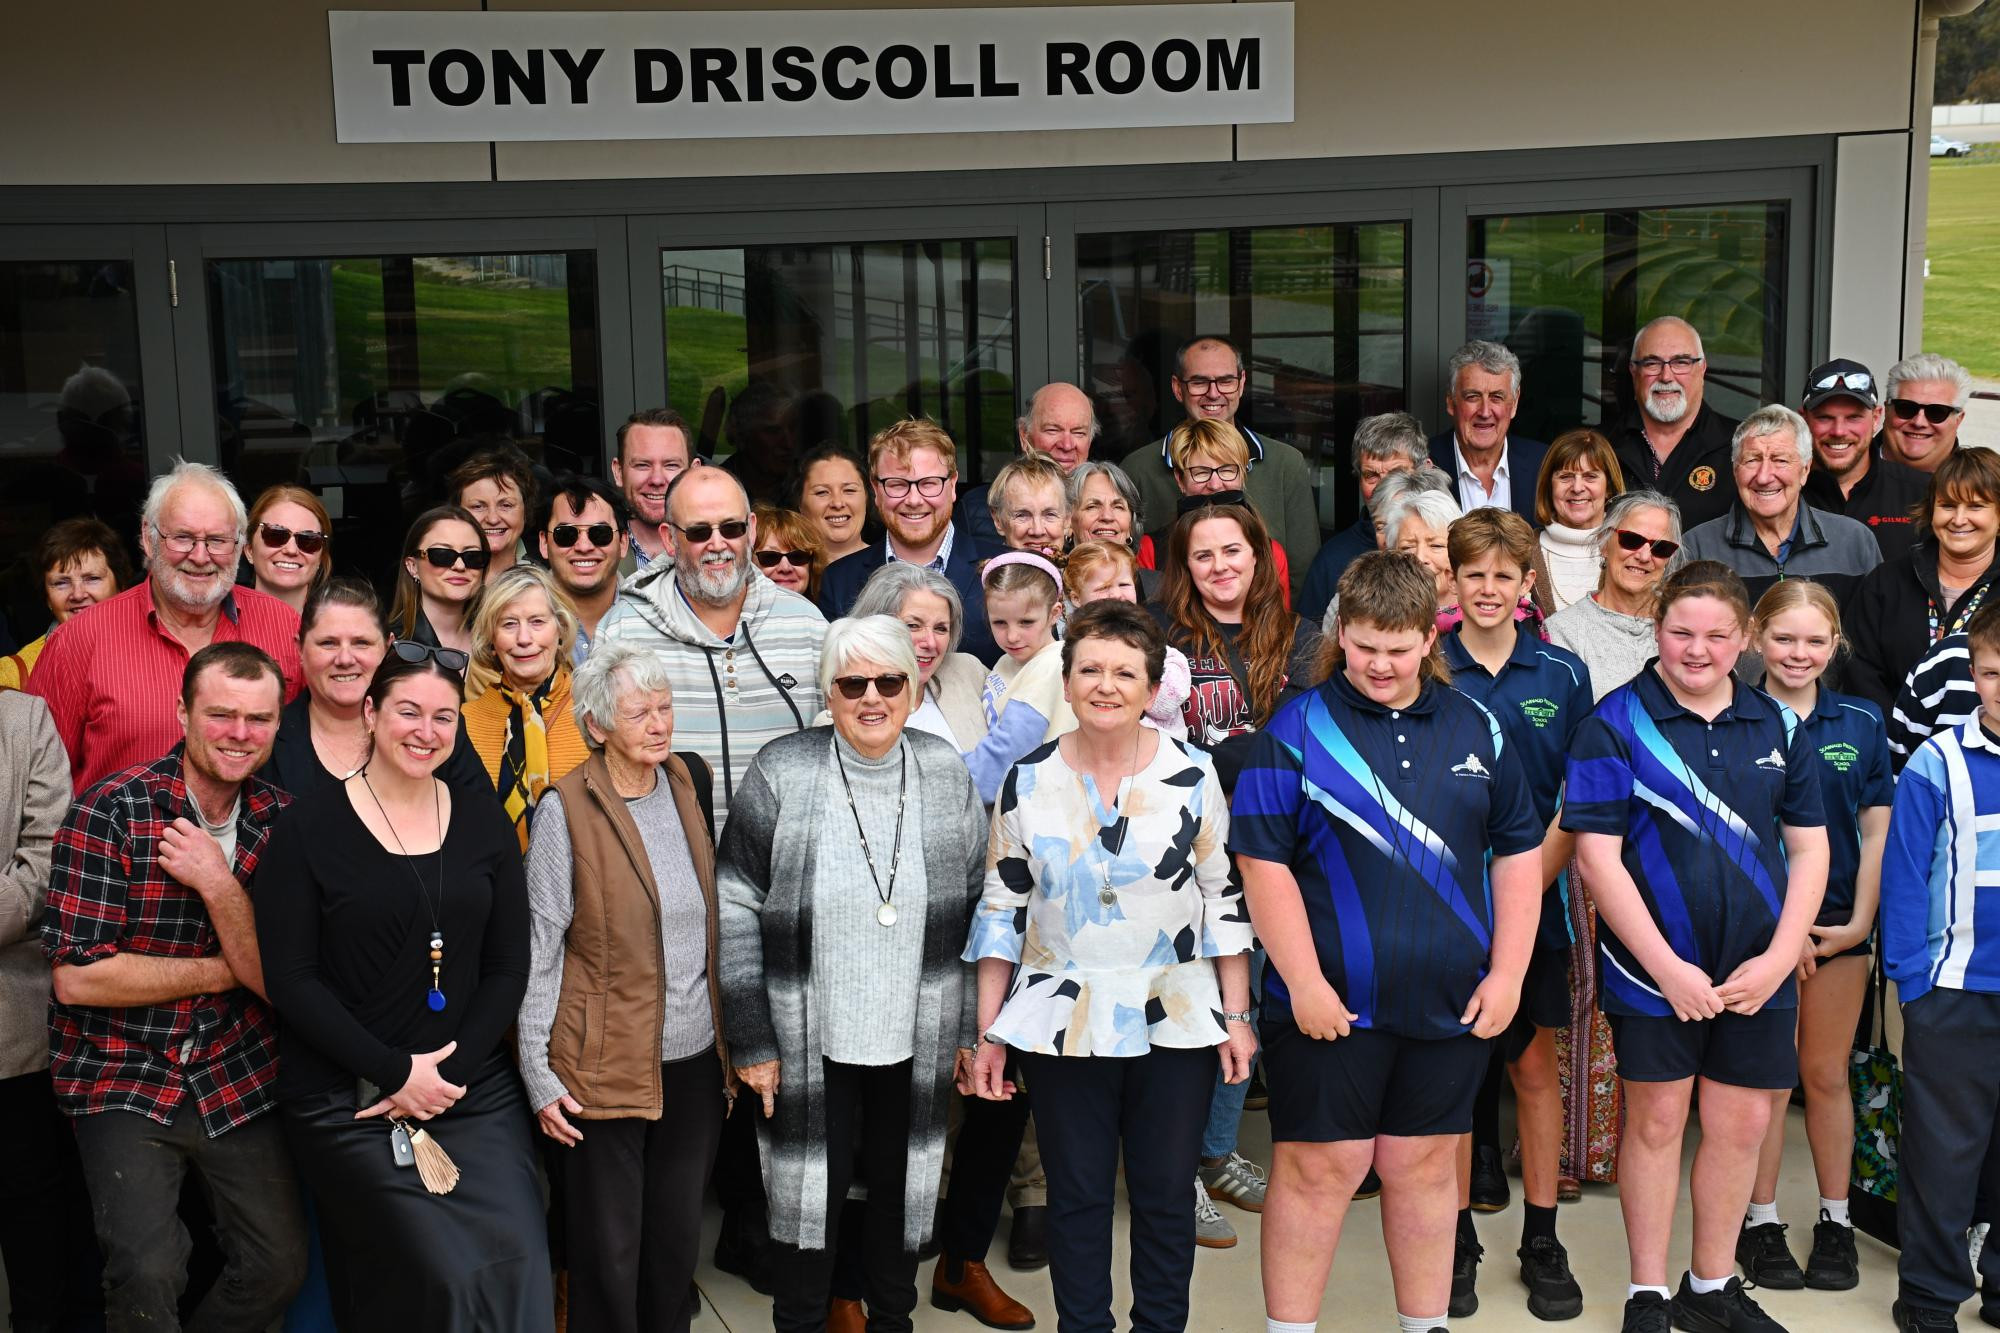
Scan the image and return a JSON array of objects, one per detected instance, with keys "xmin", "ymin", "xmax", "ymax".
[
  {"xmin": 1500, "ymin": 947, "xmax": 1572, "ymax": 1063},
  {"xmin": 1262, "ymin": 1021, "xmax": 1489, "ymax": 1141},
  {"xmin": 1607, "ymin": 1007, "xmax": 1799, "ymax": 1090}
]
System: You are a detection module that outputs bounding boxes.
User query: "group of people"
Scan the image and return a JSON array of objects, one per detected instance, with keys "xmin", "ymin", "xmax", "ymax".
[{"xmin": 0, "ymin": 321, "xmax": 1996, "ymax": 1333}]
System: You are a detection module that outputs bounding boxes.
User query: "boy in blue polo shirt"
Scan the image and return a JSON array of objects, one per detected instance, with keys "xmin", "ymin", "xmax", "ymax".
[
  {"xmin": 1232, "ymin": 551, "xmax": 1545, "ymax": 1333},
  {"xmin": 1562, "ymin": 562, "xmax": 1827, "ymax": 1333},
  {"xmin": 1439, "ymin": 509, "xmax": 1593, "ymax": 1321},
  {"xmin": 1884, "ymin": 607, "xmax": 2000, "ymax": 1333}
]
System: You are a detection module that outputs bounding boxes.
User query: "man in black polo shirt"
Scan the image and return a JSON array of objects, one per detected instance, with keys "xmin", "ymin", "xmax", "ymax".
[
  {"xmin": 1798, "ymin": 358, "xmax": 1927, "ymax": 564},
  {"xmin": 1606, "ymin": 316, "xmax": 1741, "ymax": 530}
]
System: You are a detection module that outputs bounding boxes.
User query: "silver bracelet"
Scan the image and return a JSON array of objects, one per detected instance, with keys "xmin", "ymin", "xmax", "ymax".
[{"xmin": 1221, "ymin": 1010, "xmax": 1253, "ymax": 1025}]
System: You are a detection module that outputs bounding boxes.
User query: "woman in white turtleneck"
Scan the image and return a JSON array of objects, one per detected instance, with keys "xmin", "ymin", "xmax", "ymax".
[{"xmin": 1533, "ymin": 430, "xmax": 1625, "ymax": 612}]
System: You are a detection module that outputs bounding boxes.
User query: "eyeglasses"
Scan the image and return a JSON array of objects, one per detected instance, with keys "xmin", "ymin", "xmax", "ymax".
[
  {"xmin": 549, "ymin": 522, "xmax": 616, "ymax": 548},
  {"xmin": 1182, "ymin": 463, "xmax": 1243, "ymax": 485},
  {"xmin": 255, "ymin": 522, "xmax": 327, "ymax": 555},
  {"xmin": 876, "ymin": 475, "xmax": 951, "ymax": 499},
  {"xmin": 1614, "ymin": 529, "xmax": 1681, "ymax": 560},
  {"xmin": 1889, "ymin": 398, "xmax": 1962, "ymax": 425},
  {"xmin": 1632, "ymin": 355, "xmax": 1705, "ymax": 375},
  {"xmin": 388, "ymin": 639, "xmax": 470, "ymax": 673},
  {"xmin": 420, "ymin": 545, "xmax": 492, "ymax": 570},
  {"xmin": 755, "ymin": 549, "xmax": 812, "ymax": 569},
  {"xmin": 1809, "ymin": 369, "xmax": 1874, "ymax": 395},
  {"xmin": 671, "ymin": 518, "xmax": 750, "ymax": 544},
  {"xmin": 155, "ymin": 528, "xmax": 239, "ymax": 556},
  {"xmin": 831, "ymin": 672, "xmax": 909, "ymax": 700},
  {"xmin": 1176, "ymin": 373, "xmax": 1243, "ymax": 394}
]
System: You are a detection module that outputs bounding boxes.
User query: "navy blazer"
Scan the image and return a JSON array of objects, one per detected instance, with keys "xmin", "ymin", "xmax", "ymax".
[
  {"xmin": 818, "ymin": 528, "xmax": 1000, "ymax": 666},
  {"xmin": 1427, "ymin": 431, "xmax": 1548, "ymax": 525}
]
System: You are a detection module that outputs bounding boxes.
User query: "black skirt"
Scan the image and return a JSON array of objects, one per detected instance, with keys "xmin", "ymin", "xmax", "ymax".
[{"xmin": 281, "ymin": 1055, "xmax": 555, "ymax": 1333}]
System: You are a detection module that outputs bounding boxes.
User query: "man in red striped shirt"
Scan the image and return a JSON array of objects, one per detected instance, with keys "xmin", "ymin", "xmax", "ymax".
[{"xmin": 29, "ymin": 460, "xmax": 303, "ymax": 794}]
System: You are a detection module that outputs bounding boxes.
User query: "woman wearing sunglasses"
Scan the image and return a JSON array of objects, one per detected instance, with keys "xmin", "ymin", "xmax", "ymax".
[
  {"xmin": 751, "ymin": 505, "xmax": 826, "ymax": 601},
  {"xmin": 715, "ymin": 614, "xmax": 987, "ymax": 1333},
  {"xmin": 243, "ymin": 485, "xmax": 333, "ymax": 615},
  {"xmin": 391, "ymin": 506, "xmax": 489, "ymax": 657}
]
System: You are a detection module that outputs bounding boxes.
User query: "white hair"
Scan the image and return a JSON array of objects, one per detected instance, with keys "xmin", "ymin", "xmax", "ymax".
[
  {"xmin": 1888, "ymin": 352, "xmax": 1972, "ymax": 409},
  {"xmin": 1730, "ymin": 404, "xmax": 1811, "ymax": 468},
  {"xmin": 570, "ymin": 641, "xmax": 675, "ymax": 750},
  {"xmin": 851, "ymin": 562, "xmax": 964, "ymax": 656},
  {"xmin": 142, "ymin": 458, "xmax": 248, "ymax": 543},
  {"xmin": 818, "ymin": 614, "xmax": 920, "ymax": 698},
  {"xmin": 1367, "ymin": 465, "xmax": 1451, "ymax": 523},
  {"xmin": 1382, "ymin": 489, "xmax": 1464, "ymax": 548},
  {"xmin": 1447, "ymin": 341, "xmax": 1522, "ymax": 398}
]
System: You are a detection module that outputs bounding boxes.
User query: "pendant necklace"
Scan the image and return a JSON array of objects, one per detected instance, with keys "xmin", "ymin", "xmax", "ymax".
[
  {"xmin": 362, "ymin": 771, "xmax": 449, "ymax": 1011},
  {"xmin": 831, "ymin": 734, "xmax": 908, "ymax": 927},
  {"xmin": 1095, "ymin": 727, "xmax": 1144, "ymax": 908}
]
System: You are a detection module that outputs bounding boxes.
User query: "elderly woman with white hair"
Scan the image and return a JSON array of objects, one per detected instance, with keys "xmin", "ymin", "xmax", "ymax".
[
  {"xmin": 1383, "ymin": 487, "xmax": 1465, "ymax": 610},
  {"xmin": 515, "ymin": 641, "xmax": 723, "ymax": 1333},
  {"xmin": 716, "ymin": 614, "xmax": 989, "ymax": 1333}
]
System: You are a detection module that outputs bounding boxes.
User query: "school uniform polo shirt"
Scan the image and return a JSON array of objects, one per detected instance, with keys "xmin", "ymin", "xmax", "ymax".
[
  {"xmin": 1442, "ymin": 625, "xmax": 1594, "ymax": 948},
  {"xmin": 1798, "ymin": 688, "xmax": 1893, "ymax": 927},
  {"xmin": 1230, "ymin": 672, "xmax": 1544, "ymax": 1040},
  {"xmin": 1561, "ymin": 665, "xmax": 1825, "ymax": 1018}
]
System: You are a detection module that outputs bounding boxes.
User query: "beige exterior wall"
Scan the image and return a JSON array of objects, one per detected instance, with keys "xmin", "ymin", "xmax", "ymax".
[{"xmin": 0, "ymin": 0, "xmax": 1918, "ymax": 186}]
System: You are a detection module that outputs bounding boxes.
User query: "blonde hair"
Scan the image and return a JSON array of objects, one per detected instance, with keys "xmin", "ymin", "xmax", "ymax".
[
  {"xmin": 1751, "ymin": 579, "xmax": 1843, "ymax": 648},
  {"xmin": 987, "ymin": 452, "xmax": 1068, "ymax": 523},
  {"xmin": 1167, "ymin": 418, "xmax": 1250, "ymax": 471},
  {"xmin": 866, "ymin": 417, "xmax": 958, "ymax": 478},
  {"xmin": 465, "ymin": 564, "xmax": 580, "ymax": 698}
]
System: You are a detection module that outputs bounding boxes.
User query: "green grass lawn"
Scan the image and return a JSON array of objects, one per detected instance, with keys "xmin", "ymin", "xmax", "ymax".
[{"xmin": 1925, "ymin": 153, "xmax": 2000, "ymax": 378}]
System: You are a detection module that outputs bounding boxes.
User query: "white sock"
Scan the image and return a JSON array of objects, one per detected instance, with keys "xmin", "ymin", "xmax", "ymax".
[
  {"xmin": 1395, "ymin": 1314, "xmax": 1445, "ymax": 1333},
  {"xmin": 1628, "ymin": 1284, "xmax": 1671, "ymax": 1301},
  {"xmin": 1745, "ymin": 1200, "xmax": 1780, "ymax": 1227},
  {"xmin": 1267, "ymin": 1321, "xmax": 1316, "ymax": 1333},
  {"xmin": 1821, "ymin": 1195, "xmax": 1852, "ymax": 1227},
  {"xmin": 1688, "ymin": 1271, "xmax": 1731, "ymax": 1295}
]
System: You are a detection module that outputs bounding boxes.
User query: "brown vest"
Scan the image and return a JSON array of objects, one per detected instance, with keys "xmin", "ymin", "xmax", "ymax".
[{"xmin": 545, "ymin": 750, "xmax": 726, "ymax": 1119}]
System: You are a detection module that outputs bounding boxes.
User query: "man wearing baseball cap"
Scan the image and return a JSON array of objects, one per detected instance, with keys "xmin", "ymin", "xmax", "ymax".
[{"xmin": 1799, "ymin": 358, "xmax": 1929, "ymax": 564}]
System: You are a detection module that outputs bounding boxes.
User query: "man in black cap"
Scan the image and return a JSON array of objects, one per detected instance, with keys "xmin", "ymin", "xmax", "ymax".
[{"xmin": 1799, "ymin": 358, "xmax": 1929, "ymax": 564}]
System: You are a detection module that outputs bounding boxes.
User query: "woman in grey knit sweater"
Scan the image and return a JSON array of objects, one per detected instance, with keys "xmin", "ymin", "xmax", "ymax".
[{"xmin": 716, "ymin": 614, "xmax": 988, "ymax": 1333}]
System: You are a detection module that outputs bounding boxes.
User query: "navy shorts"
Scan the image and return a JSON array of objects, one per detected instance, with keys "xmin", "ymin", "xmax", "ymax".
[
  {"xmin": 1607, "ymin": 1007, "xmax": 1799, "ymax": 1090},
  {"xmin": 1501, "ymin": 946, "xmax": 1572, "ymax": 1063},
  {"xmin": 1262, "ymin": 1021, "xmax": 1489, "ymax": 1141}
]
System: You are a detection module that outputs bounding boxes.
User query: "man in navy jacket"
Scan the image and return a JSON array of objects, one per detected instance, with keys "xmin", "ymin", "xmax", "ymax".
[{"xmin": 1430, "ymin": 340, "xmax": 1545, "ymax": 525}]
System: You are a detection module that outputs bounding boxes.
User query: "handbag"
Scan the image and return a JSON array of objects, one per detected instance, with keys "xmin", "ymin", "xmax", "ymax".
[{"xmin": 1849, "ymin": 955, "xmax": 1902, "ymax": 1248}]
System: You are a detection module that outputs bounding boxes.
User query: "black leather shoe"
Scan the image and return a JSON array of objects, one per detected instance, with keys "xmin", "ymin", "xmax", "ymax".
[
  {"xmin": 714, "ymin": 1227, "xmax": 776, "ymax": 1296},
  {"xmin": 1007, "ymin": 1205, "xmax": 1049, "ymax": 1272},
  {"xmin": 1470, "ymin": 1144, "xmax": 1510, "ymax": 1212}
]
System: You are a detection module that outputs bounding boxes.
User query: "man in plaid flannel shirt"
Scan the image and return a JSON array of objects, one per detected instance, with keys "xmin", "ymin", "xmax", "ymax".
[{"xmin": 43, "ymin": 643, "xmax": 306, "ymax": 1329}]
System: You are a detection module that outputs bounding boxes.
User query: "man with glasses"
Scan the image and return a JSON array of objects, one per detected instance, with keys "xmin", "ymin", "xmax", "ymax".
[
  {"xmin": 1882, "ymin": 352, "xmax": 1973, "ymax": 474},
  {"xmin": 539, "ymin": 472, "xmax": 633, "ymax": 666},
  {"xmin": 613, "ymin": 407, "xmax": 701, "ymax": 576},
  {"xmin": 1431, "ymin": 341, "xmax": 1546, "ymax": 524},
  {"xmin": 818, "ymin": 418, "xmax": 1000, "ymax": 663},
  {"xmin": 29, "ymin": 461, "xmax": 303, "ymax": 794},
  {"xmin": 955, "ymin": 381, "xmax": 1101, "ymax": 557},
  {"xmin": 1798, "ymin": 358, "xmax": 1928, "ymax": 563},
  {"xmin": 1119, "ymin": 334, "xmax": 1322, "ymax": 598},
  {"xmin": 1608, "ymin": 316, "xmax": 1742, "ymax": 530}
]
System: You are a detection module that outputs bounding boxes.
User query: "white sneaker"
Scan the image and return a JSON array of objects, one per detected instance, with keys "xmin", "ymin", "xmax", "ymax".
[
  {"xmin": 1971, "ymin": 1221, "xmax": 1989, "ymax": 1273},
  {"xmin": 1194, "ymin": 1178, "xmax": 1237, "ymax": 1249}
]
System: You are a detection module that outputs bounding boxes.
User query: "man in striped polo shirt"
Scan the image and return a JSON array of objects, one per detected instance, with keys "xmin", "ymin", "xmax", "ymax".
[{"xmin": 1883, "ymin": 609, "xmax": 2000, "ymax": 1333}]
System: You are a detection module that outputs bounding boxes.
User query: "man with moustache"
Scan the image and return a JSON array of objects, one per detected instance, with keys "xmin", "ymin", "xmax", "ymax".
[
  {"xmin": 818, "ymin": 418, "xmax": 1000, "ymax": 663},
  {"xmin": 1429, "ymin": 341, "xmax": 1546, "ymax": 524},
  {"xmin": 955, "ymin": 382, "xmax": 1101, "ymax": 556},
  {"xmin": 1606, "ymin": 316, "xmax": 1742, "ymax": 530},
  {"xmin": 29, "ymin": 460, "xmax": 303, "ymax": 795},
  {"xmin": 1882, "ymin": 352, "xmax": 1973, "ymax": 475},
  {"xmin": 44, "ymin": 643, "xmax": 306, "ymax": 1331},
  {"xmin": 1798, "ymin": 358, "xmax": 1928, "ymax": 564},
  {"xmin": 538, "ymin": 472, "xmax": 633, "ymax": 666},
  {"xmin": 612, "ymin": 407, "xmax": 701, "ymax": 577}
]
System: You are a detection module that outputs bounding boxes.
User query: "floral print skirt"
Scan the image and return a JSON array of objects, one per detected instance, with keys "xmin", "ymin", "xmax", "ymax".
[{"xmin": 1557, "ymin": 855, "xmax": 1622, "ymax": 1185}]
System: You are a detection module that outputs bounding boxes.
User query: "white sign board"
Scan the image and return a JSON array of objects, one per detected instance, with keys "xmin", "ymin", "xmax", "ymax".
[{"xmin": 329, "ymin": 6, "xmax": 1294, "ymax": 143}]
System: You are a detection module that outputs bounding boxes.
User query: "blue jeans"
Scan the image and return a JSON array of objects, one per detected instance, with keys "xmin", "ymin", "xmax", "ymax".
[{"xmin": 1199, "ymin": 947, "xmax": 1265, "ymax": 1160}]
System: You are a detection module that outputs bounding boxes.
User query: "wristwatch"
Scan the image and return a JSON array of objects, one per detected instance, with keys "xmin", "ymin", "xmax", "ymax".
[
  {"xmin": 1221, "ymin": 1010, "xmax": 1253, "ymax": 1025},
  {"xmin": 981, "ymin": 1032, "xmax": 1008, "ymax": 1046}
]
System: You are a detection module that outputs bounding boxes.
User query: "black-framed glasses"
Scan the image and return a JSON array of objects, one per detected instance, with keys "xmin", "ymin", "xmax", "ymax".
[
  {"xmin": 1889, "ymin": 398, "xmax": 1962, "ymax": 424},
  {"xmin": 1809, "ymin": 369, "xmax": 1874, "ymax": 395},
  {"xmin": 256, "ymin": 522, "xmax": 327, "ymax": 555},
  {"xmin": 420, "ymin": 545, "xmax": 491, "ymax": 570},
  {"xmin": 671, "ymin": 518, "xmax": 750, "ymax": 543},
  {"xmin": 1182, "ymin": 463, "xmax": 1243, "ymax": 485},
  {"xmin": 1615, "ymin": 529, "xmax": 1681, "ymax": 560},
  {"xmin": 831, "ymin": 672, "xmax": 909, "ymax": 700},
  {"xmin": 755, "ymin": 549, "xmax": 812, "ymax": 569},
  {"xmin": 549, "ymin": 522, "xmax": 616, "ymax": 549},
  {"xmin": 1632, "ymin": 355, "xmax": 1704, "ymax": 375},
  {"xmin": 875, "ymin": 474, "xmax": 950, "ymax": 499},
  {"xmin": 388, "ymin": 639, "xmax": 470, "ymax": 673},
  {"xmin": 1175, "ymin": 373, "xmax": 1243, "ymax": 394}
]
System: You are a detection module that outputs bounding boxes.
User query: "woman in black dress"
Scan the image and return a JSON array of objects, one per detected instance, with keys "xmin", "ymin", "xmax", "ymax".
[{"xmin": 256, "ymin": 647, "xmax": 551, "ymax": 1333}]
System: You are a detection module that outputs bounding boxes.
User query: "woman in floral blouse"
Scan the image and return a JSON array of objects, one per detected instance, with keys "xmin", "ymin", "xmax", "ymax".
[{"xmin": 965, "ymin": 599, "xmax": 1256, "ymax": 1333}]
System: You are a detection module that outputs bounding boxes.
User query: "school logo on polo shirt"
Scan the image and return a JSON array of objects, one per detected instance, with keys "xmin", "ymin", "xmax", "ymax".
[
  {"xmin": 1819, "ymin": 741, "xmax": 1859, "ymax": 773},
  {"xmin": 1452, "ymin": 753, "xmax": 1491, "ymax": 779},
  {"xmin": 1519, "ymin": 697, "xmax": 1560, "ymax": 729},
  {"xmin": 1755, "ymin": 748, "xmax": 1787, "ymax": 770}
]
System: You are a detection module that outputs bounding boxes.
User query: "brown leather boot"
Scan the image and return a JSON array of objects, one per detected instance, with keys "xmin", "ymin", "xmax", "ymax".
[
  {"xmin": 930, "ymin": 1256, "xmax": 1036, "ymax": 1330},
  {"xmin": 828, "ymin": 1296, "xmax": 868, "ymax": 1333}
]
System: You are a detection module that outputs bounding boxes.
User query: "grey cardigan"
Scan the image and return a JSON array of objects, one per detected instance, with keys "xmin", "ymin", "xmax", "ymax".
[
  {"xmin": 0, "ymin": 693, "xmax": 70, "ymax": 1078},
  {"xmin": 716, "ymin": 725, "xmax": 986, "ymax": 1251}
]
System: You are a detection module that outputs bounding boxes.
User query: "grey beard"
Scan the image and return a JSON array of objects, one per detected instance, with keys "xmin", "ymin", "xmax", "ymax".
[
  {"xmin": 677, "ymin": 554, "xmax": 749, "ymax": 606},
  {"xmin": 1642, "ymin": 388, "xmax": 1689, "ymax": 425}
]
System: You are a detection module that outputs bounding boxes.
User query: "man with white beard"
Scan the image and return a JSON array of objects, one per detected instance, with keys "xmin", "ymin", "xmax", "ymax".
[{"xmin": 1606, "ymin": 316, "xmax": 1742, "ymax": 530}]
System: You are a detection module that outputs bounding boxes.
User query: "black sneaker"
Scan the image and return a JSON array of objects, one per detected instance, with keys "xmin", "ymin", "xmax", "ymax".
[
  {"xmin": 1894, "ymin": 1298, "xmax": 1960, "ymax": 1332},
  {"xmin": 1517, "ymin": 1234, "xmax": 1583, "ymax": 1320},
  {"xmin": 1735, "ymin": 1220, "xmax": 1805, "ymax": 1290},
  {"xmin": 1353, "ymin": 1168, "xmax": 1382, "ymax": 1201},
  {"xmin": 1450, "ymin": 1229, "xmax": 1484, "ymax": 1318},
  {"xmin": 1621, "ymin": 1290, "xmax": 1673, "ymax": 1333},
  {"xmin": 1471, "ymin": 1143, "xmax": 1511, "ymax": 1212},
  {"xmin": 1802, "ymin": 1211, "xmax": 1859, "ymax": 1291},
  {"xmin": 1244, "ymin": 1066, "xmax": 1269, "ymax": 1111},
  {"xmin": 1671, "ymin": 1275, "xmax": 1788, "ymax": 1333}
]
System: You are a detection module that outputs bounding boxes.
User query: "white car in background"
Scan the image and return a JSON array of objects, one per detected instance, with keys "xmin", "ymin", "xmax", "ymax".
[{"xmin": 1932, "ymin": 134, "xmax": 1972, "ymax": 158}]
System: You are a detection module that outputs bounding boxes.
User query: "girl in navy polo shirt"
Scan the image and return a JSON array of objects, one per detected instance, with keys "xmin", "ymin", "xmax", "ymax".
[
  {"xmin": 1739, "ymin": 580, "xmax": 1891, "ymax": 1296},
  {"xmin": 1562, "ymin": 562, "xmax": 1827, "ymax": 1333}
]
